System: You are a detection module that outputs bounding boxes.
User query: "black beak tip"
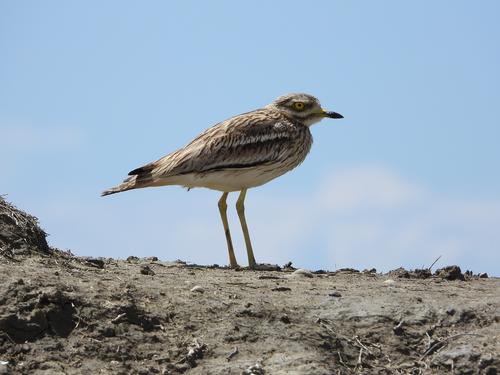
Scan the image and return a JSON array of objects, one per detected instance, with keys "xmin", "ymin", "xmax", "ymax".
[{"xmin": 326, "ymin": 111, "xmax": 344, "ymax": 119}]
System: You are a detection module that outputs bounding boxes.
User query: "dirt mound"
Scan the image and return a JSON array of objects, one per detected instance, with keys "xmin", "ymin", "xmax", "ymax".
[
  {"xmin": 0, "ymin": 282, "xmax": 77, "ymax": 343},
  {"xmin": 0, "ymin": 198, "xmax": 499, "ymax": 374},
  {"xmin": 0, "ymin": 196, "xmax": 50, "ymax": 257}
]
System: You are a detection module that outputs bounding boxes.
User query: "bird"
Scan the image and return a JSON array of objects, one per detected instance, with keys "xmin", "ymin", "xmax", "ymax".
[{"xmin": 102, "ymin": 93, "xmax": 343, "ymax": 269}]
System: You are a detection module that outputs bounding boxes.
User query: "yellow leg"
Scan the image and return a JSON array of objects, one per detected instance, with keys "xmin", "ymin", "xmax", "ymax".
[
  {"xmin": 218, "ymin": 192, "xmax": 238, "ymax": 268},
  {"xmin": 236, "ymin": 189, "xmax": 257, "ymax": 268}
]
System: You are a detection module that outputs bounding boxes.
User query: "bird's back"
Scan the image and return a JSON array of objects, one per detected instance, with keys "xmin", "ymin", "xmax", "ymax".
[{"xmin": 102, "ymin": 107, "xmax": 313, "ymax": 194}]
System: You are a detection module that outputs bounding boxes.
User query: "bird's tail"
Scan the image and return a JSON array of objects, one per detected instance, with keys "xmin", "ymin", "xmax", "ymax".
[{"xmin": 101, "ymin": 175, "xmax": 142, "ymax": 196}]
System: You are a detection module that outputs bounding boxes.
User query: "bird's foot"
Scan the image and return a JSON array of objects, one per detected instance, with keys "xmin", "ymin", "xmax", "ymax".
[{"xmin": 248, "ymin": 263, "xmax": 281, "ymax": 271}]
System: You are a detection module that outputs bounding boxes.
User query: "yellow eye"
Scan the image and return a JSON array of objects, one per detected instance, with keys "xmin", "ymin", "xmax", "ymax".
[{"xmin": 294, "ymin": 102, "xmax": 305, "ymax": 110}]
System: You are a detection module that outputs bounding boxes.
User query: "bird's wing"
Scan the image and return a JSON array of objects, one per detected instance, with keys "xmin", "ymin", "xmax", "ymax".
[{"xmin": 143, "ymin": 109, "xmax": 295, "ymax": 178}]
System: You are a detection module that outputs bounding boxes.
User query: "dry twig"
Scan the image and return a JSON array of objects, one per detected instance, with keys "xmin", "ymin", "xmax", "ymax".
[
  {"xmin": 226, "ymin": 347, "xmax": 239, "ymax": 361},
  {"xmin": 427, "ymin": 255, "xmax": 442, "ymax": 271},
  {"xmin": 419, "ymin": 332, "xmax": 482, "ymax": 361},
  {"xmin": 111, "ymin": 313, "xmax": 127, "ymax": 324}
]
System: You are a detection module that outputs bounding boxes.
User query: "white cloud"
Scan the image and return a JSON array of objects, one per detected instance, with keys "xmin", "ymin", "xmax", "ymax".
[
  {"xmin": 318, "ymin": 166, "xmax": 425, "ymax": 212},
  {"xmin": 313, "ymin": 166, "xmax": 500, "ymax": 273}
]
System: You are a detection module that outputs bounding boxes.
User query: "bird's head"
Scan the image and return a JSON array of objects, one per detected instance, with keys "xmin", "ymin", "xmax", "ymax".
[{"xmin": 267, "ymin": 93, "xmax": 343, "ymax": 126}]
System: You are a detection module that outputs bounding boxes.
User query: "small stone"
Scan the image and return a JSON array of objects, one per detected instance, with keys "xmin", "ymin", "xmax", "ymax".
[
  {"xmin": 280, "ymin": 314, "xmax": 290, "ymax": 324},
  {"xmin": 258, "ymin": 275, "xmax": 282, "ymax": 280},
  {"xmin": 337, "ymin": 268, "xmax": 360, "ymax": 273},
  {"xmin": 243, "ymin": 363, "xmax": 265, "ymax": 375},
  {"xmin": 388, "ymin": 267, "xmax": 410, "ymax": 278},
  {"xmin": 146, "ymin": 256, "xmax": 159, "ymax": 262},
  {"xmin": 479, "ymin": 356, "xmax": 494, "ymax": 369},
  {"xmin": 412, "ymin": 268, "xmax": 432, "ymax": 279},
  {"xmin": 271, "ymin": 286, "xmax": 291, "ymax": 292},
  {"xmin": 101, "ymin": 326, "xmax": 116, "ymax": 337},
  {"xmin": 84, "ymin": 257, "xmax": 105, "ymax": 269},
  {"xmin": 393, "ymin": 320, "xmax": 404, "ymax": 335},
  {"xmin": 190, "ymin": 285, "xmax": 204, "ymax": 293},
  {"xmin": 290, "ymin": 269, "xmax": 313, "ymax": 278},
  {"xmin": 479, "ymin": 272, "xmax": 488, "ymax": 278},
  {"xmin": 140, "ymin": 265, "xmax": 155, "ymax": 276},
  {"xmin": 126, "ymin": 256, "xmax": 140, "ymax": 263},
  {"xmin": 435, "ymin": 265, "xmax": 465, "ymax": 281},
  {"xmin": 328, "ymin": 291, "xmax": 342, "ymax": 297},
  {"xmin": 363, "ymin": 268, "xmax": 377, "ymax": 274},
  {"xmin": 384, "ymin": 279, "xmax": 395, "ymax": 284},
  {"xmin": 313, "ymin": 269, "xmax": 327, "ymax": 274},
  {"xmin": 253, "ymin": 263, "xmax": 281, "ymax": 271}
]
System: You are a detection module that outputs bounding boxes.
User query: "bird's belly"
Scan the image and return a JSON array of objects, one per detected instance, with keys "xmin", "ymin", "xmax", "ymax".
[{"xmin": 174, "ymin": 167, "xmax": 289, "ymax": 192}]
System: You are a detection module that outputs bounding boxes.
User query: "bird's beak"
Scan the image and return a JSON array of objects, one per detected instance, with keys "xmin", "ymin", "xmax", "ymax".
[{"xmin": 322, "ymin": 109, "xmax": 344, "ymax": 119}]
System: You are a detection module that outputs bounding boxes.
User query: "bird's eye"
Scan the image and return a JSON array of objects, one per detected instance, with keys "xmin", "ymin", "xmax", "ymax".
[{"xmin": 294, "ymin": 102, "xmax": 305, "ymax": 110}]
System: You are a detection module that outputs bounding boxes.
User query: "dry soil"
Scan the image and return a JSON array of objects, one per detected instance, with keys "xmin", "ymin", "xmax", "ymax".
[{"xmin": 0, "ymin": 197, "xmax": 499, "ymax": 375}]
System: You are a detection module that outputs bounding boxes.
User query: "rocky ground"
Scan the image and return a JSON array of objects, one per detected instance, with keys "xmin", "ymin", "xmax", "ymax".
[{"xmin": 0, "ymin": 197, "xmax": 499, "ymax": 375}]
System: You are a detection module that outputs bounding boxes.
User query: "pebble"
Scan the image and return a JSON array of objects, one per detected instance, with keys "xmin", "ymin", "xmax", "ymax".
[
  {"xmin": 190, "ymin": 285, "xmax": 204, "ymax": 293},
  {"xmin": 290, "ymin": 269, "xmax": 314, "ymax": 278},
  {"xmin": 243, "ymin": 363, "xmax": 265, "ymax": 375},
  {"xmin": 337, "ymin": 268, "xmax": 360, "ymax": 273},
  {"xmin": 140, "ymin": 265, "xmax": 155, "ymax": 276},
  {"xmin": 258, "ymin": 275, "xmax": 282, "ymax": 280},
  {"xmin": 84, "ymin": 257, "xmax": 105, "ymax": 269},
  {"xmin": 272, "ymin": 286, "xmax": 291, "ymax": 292},
  {"xmin": 280, "ymin": 314, "xmax": 290, "ymax": 324},
  {"xmin": 328, "ymin": 291, "xmax": 342, "ymax": 297},
  {"xmin": 384, "ymin": 279, "xmax": 395, "ymax": 284},
  {"xmin": 435, "ymin": 265, "xmax": 465, "ymax": 281}
]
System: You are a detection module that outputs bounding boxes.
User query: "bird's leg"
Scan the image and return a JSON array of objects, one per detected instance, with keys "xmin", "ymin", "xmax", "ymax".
[
  {"xmin": 236, "ymin": 189, "xmax": 257, "ymax": 269},
  {"xmin": 218, "ymin": 192, "xmax": 238, "ymax": 268}
]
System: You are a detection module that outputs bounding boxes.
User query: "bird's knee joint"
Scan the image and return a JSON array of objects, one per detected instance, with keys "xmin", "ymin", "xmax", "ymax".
[
  {"xmin": 236, "ymin": 202, "xmax": 244, "ymax": 214},
  {"xmin": 218, "ymin": 200, "xmax": 227, "ymax": 210}
]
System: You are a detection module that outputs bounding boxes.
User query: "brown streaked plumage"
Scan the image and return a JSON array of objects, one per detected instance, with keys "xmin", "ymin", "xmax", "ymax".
[{"xmin": 102, "ymin": 93, "xmax": 343, "ymax": 269}]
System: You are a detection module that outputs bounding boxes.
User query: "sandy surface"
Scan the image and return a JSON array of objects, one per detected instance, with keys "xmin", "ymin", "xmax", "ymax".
[{"xmin": 1, "ymin": 197, "xmax": 499, "ymax": 374}]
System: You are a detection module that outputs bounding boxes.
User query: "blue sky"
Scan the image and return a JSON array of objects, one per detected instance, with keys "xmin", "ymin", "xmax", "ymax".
[{"xmin": 1, "ymin": 1, "xmax": 499, "ymax": 274}]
